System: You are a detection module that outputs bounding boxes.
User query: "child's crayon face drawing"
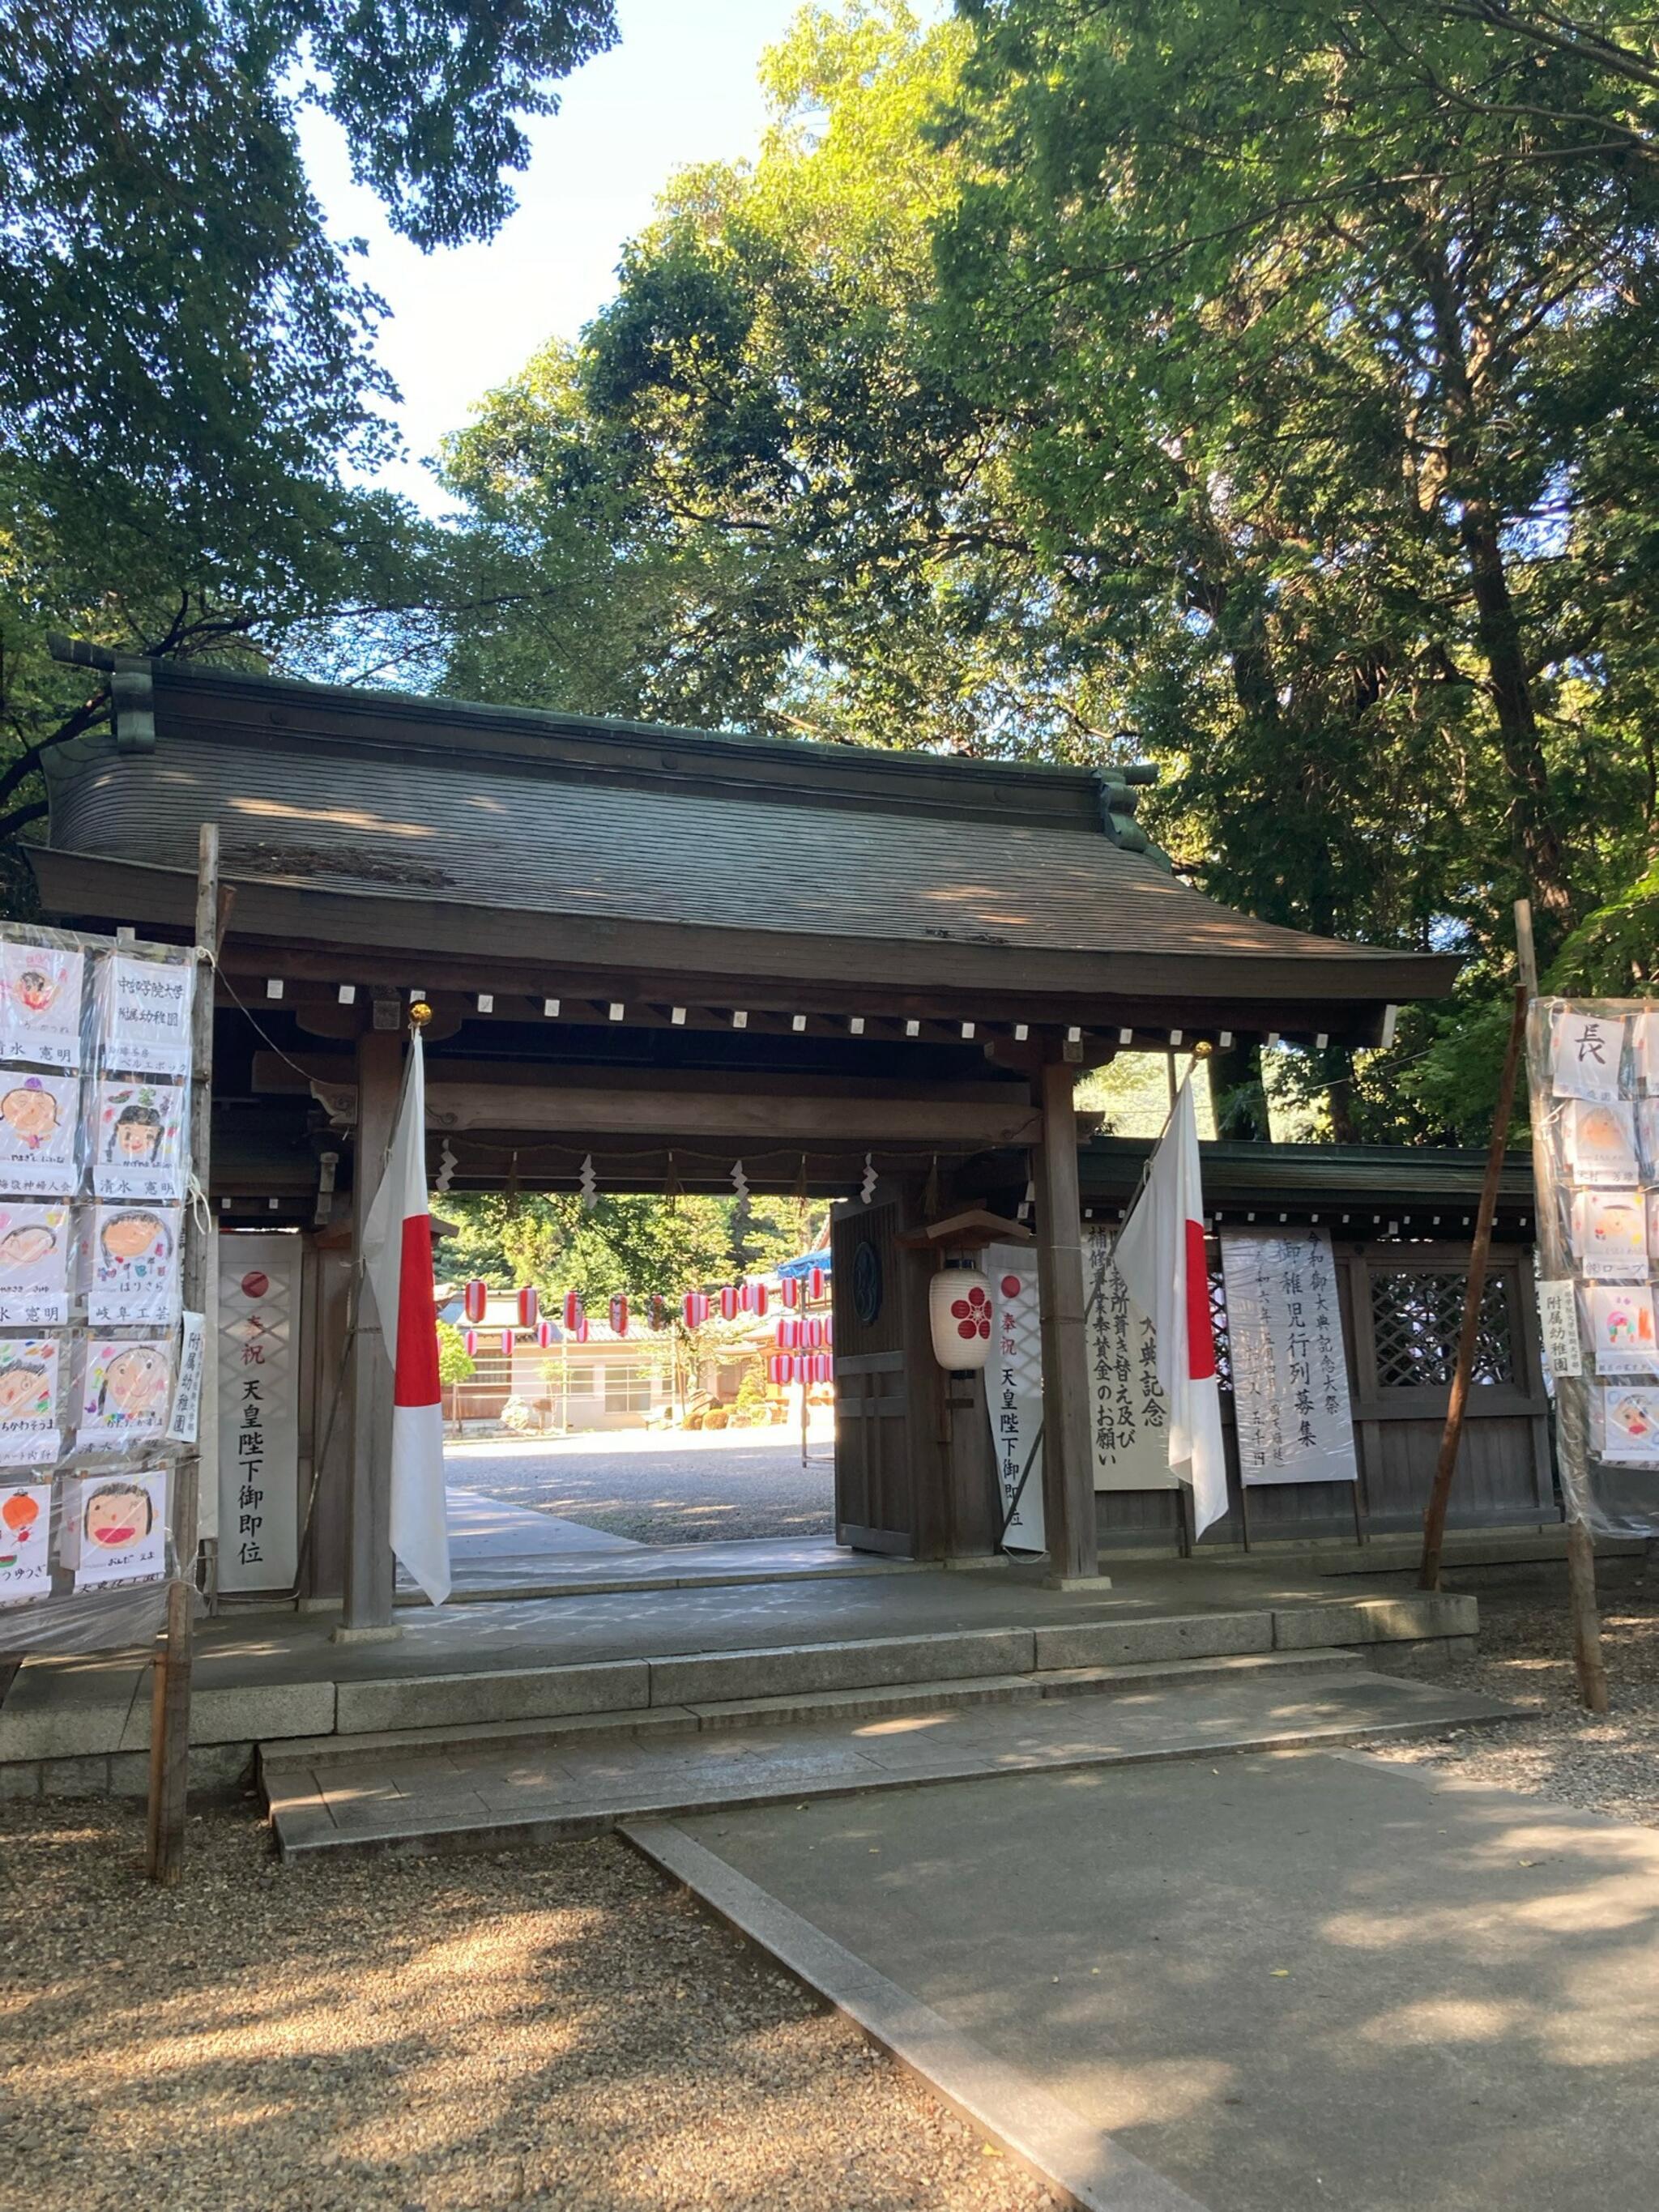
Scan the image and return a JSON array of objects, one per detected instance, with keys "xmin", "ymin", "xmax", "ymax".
[
  {"xmin": 1580, "ymin": 1107, "xmax": 1628, "ymax": 1152},
  {"xmin": 1614, "ymin": 1396, "xmax": 1654, "ymax": 1441},
  {"xmin": 15, "ymin": 968, "xmax": 57, "ymax": 1016},
  {"xmin": 111, "ymin": 1104, "xmax": 164, "ymax": 1162},
  {"xmin": 0, "ymin": 1360, "xmax": 50, "ymax": 1420},
  {"xmin": 0, "ymin": 1223, "xmax": 56, "ymax": 1274},
  {"xmin": 102, "ymin": 1347, "xmax": 168, "ymax": 1421},
  {"xmin": 1, "ymin": 1083, "xmax": 58, "ymax": 1149},
  {"xmin": 102, "ymin": 1212, "xmax": 169, "ymax": 1268},
  {"xmin": 83, "ymin": 1481, "xmax": 153, "ymax": 1549},
  {"xmin": 1594, "ymin": 1203, "xmax": 1643, "ymax": 1247}
]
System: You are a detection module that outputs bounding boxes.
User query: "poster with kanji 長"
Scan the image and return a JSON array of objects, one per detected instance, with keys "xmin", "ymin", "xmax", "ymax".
[{"xmin": 1220, "ymin": 1227, "xmax": 1358, "ymax": 1486}]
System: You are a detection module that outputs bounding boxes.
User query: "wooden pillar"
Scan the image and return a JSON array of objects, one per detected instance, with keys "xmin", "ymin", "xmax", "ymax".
[
  {"xmin": 1033, "ymin": 1059, "xmax": 1102, "ymax": 1585},
  {"xmin": 145, "ymin": 821, "xmax": 219, "ymax": 1883},
  {"xmin": 338, "ymin": 1027, "xmax": 401, "ymax": 1636}
]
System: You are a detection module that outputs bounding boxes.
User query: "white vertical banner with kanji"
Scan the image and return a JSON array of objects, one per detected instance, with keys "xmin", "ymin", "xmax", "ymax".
[
  {"xmin": 1083, "ymin": 1228, "xmax": 1179, "ymax": 1490},
  {"xmin": 985, "ymin": 1243, "xmax": 1045, "ymax": 1551},
  {"xmin": 217, "ymin": 1234, "xmax": 301, "ymax": 1590},
  {"xmin": 1220, "ymin": 1227, "xmax": 1358, "ymax": 1485}
]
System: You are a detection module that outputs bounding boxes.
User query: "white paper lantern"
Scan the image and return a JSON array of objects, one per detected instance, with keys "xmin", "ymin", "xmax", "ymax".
[{"xmin": 928, "ymin": 1266, "xmax": 994, "ymax": 1370}]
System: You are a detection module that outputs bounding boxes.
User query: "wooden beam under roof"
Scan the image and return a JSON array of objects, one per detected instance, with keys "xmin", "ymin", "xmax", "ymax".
[{"xmin": 30, "ymin": 849, "xmax": 1442, "ymax": 1045}]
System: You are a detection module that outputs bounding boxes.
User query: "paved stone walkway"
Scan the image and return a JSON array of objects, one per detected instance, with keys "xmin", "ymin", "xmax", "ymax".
[{"xmin": 656, "ymin": 1751, "xmax": 1659, "ymax": 2212}]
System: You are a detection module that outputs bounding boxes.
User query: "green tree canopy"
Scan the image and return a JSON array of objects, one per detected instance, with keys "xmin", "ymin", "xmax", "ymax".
[
  {"xmin": 1, "ymin": 0, "xmax": 617, "ymax": 863},
  {"xmin": 438, "ymin": 0, "xmax": 1659, "ymax": 1136}
]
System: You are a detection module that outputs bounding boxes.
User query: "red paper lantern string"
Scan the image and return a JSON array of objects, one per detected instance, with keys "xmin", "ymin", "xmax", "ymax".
[
  {"xmin": 719, "ymin": 1284, "xmax": 740, "ymax": 1320},
  {"xmin": 463, "ymin": 1279, "xmax": 488, "ymax": 1323},
  {"xmin": 517, "ymin": 1285, "xmax": 539, "ymax": 1329},
  {"xmin": 684, "ymin": 1290, "xmax": 710, "ymax": 1329},
  {"xmin": 610, "ymin": 1294, "xmax": 629, "ymax": 1337},
  {"xmin": 752, "ymin": 1283, "xmax": 769, "ymax": 1319},
  {"xmin": 779, "ymin": 1276, "xmax": 799, "ymax": 1309},
  {"xmin": 463, "ymin": 1328, "xmax": 478, "ymax": 1357},
  {"xmin": 537, "ymin": 1319, "xmax": 554, "ymax": 1349},
  {"xmin": 563, "ymin": 1290, "xmax": 582, "ymax": 1332},
  {"xmin": 500, "ymin": 1327, "xmax": 515, "ymax": 1358},
  {"xmin": 809, "ymin": 1266, "xmax": 825, "ymax": 1302}
]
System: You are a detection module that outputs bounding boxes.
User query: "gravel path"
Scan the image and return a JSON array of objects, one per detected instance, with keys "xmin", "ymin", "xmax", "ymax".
[
  {"xmin": 446, "ymin": 1436, "xmax": 836, "ymax": 1546},
  {"xmin": 0, "ymin": 1801, "xmax": 1050, "ymax": 2212},
  {"xmin": 1369, "ymin": 1563, "xmax": 1659, "ymax": 1824}
]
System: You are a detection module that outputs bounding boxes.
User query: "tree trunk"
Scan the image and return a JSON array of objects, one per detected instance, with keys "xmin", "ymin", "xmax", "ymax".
[
  {"xmin": 1459, "ymin": 494, "xmax": 1576, "ymax": 947},
  {"xmin": 1415, "ymin": 222, "xmax": 1577, "ymax": 950},
  {"xmin": 1209, "ymin": 1041, "xmax": 1273, "ymax": 1140}
]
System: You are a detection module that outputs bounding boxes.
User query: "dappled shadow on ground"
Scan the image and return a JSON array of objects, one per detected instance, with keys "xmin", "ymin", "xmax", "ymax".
[
  {"xmin": 1375, "ymin": 1571, "xmax": 1659, "ymax": 1826},
  {"xmin": 687, "ymin": 1737, "xmax": 1659, "ymax": 2212},
  {"xmin": 0, "ymin": 1801, "xmax": 1047, "ymax": 2212}
]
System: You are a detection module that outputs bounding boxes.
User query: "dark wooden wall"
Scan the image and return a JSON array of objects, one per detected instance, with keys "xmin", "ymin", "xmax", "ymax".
[{"xmin": 1096, "ymin": 1236, "xmax": 1555, "ymax": 1551}]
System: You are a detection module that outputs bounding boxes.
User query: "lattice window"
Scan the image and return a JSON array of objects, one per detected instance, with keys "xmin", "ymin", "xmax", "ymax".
[
  {"xmin": 1207, "ymin": 1268, "xmax": 1234, "ymax": 1396},
  {"xmin": 1369, "ymin": 1270, "xmax": 1513, "ymax": 1389}
]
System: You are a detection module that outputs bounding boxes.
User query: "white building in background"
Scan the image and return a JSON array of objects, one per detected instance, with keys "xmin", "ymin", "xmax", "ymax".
[{"xmin": 439, "ymin": 1292, "xmax": 676, "ymax": 1433}]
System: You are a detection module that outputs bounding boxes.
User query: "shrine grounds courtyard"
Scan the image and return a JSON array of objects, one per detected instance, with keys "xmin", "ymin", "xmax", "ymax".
[
  {"xmin": 4, "ymin": 1572, "xmax": 1659, "ymax": 2211},
  {"xmin": 443, "ymin": 1426, "xmax": 838, "ymax": 1548}
]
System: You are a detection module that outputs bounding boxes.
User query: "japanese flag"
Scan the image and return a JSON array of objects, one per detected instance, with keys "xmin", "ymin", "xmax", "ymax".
[
  {"xmin": 1112, "ymin": 1072, "xmax": 1228, "ymax": 1537},
  {"xmin": 361, "ymin": 1029, "xmax": 450, "ymax": 1605}
]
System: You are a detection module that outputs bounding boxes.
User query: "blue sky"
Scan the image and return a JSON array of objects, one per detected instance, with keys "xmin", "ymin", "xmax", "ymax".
[{"xmin": 299, "ymin": 0, "xmax": 827, "ymax": 511}]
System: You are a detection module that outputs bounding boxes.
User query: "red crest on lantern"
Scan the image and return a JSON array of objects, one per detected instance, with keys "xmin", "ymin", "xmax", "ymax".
[{"xmin": 463, "ymin": 1278, "xmax": 487, "ymax": 1323}]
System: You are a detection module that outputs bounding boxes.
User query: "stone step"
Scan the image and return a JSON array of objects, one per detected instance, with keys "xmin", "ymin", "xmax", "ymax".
[
  {"xmin": 259, "ymin": 1644, "xmax": 1371, "ymax": 1780},
  {"xmin": 296, "ymin": 1592, "xmax": 1474, "ymax": 1743},
  {"xmin": 266, "ymin": 1664, "xmax": 1519, "ymax": 1862}
]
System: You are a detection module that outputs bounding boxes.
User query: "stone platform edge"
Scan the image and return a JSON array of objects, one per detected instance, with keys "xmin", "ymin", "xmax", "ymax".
[{"xmin": 0, "ymin": 1592, "xmax": 1477, "ymax": 1798}]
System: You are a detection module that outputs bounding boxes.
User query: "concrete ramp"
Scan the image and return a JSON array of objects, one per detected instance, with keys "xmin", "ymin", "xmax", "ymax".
[{"xmin": 265, "ymin": 1663, "xmax": 1516, "ymax": 1860}]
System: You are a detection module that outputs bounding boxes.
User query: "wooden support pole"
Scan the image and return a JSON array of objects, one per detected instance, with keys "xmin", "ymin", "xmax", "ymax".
[
  {"xmin": 1418, "ymin": 982, "xmax": 1529, "ymax": 1590},
  {"xmin": 1514, "ymin": 898, "xmax": 1610, "ymax": 1711},
  {"xmin": 338, "ymin": 1027, "xmax": 402, "ymax": 1635},
  {"xmin": 146, "ymin": 820, "xmax": 219, "ymax": 1884},
  {"xmin": 1032, "ymin": 1059, "xmax": 1101, "ymax": 1584}
]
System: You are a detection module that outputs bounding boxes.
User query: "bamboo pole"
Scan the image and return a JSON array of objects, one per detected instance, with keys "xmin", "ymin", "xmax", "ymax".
[
  {"xmin": 146, "ymin": 821, "xmax": 219, "ymax": 1882},
  {"xmin": 1514, "ymin": 899, "xmax": 1610, "ymax": 1711},
  {"xmin": 1418, "ymin": 981, "xmax": 1529, "ymax": 1589}
]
